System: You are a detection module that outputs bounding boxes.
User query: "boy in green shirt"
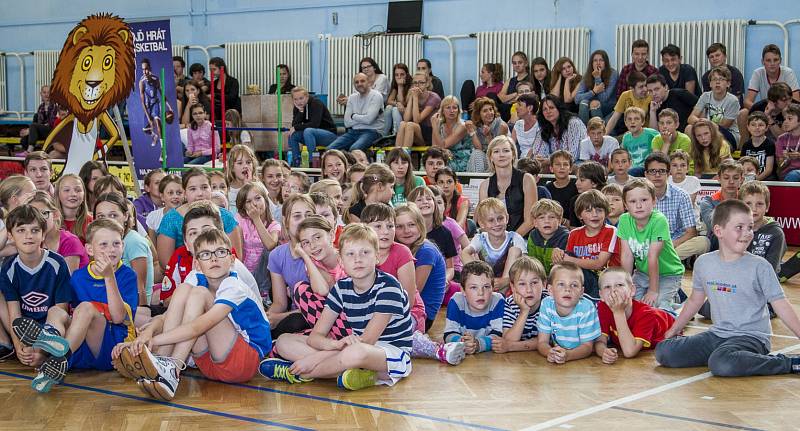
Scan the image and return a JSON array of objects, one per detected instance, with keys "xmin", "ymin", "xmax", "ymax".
[
  {"xmin": 527, "ymin": 199, "xmax": 569, "ymax": 275},
  {"xmin": 651, "ymin": 108, "xmax": 692, "ymax": 155},
  {"xmin": 618, "ymin": 178, "xmax": 684, "ymax": 309},
  {"xmin": 621, "ymin": 107, "xmax": 659, "ymax": 177}
]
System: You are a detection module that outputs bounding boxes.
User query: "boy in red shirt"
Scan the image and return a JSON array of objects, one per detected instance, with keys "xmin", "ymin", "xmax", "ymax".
[
  {"xmin": 594, "ymin": 267, "xmax": 675, "ymax": 364},
  {"xmin": 553, "ymin": 190, "xmax": 620, "ymax": 302}
]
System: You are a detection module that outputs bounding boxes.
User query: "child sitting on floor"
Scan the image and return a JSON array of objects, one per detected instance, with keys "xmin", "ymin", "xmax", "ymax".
[
  {"xmin": 594, "ymin": 267, "xmax": 675, "ymax": 364},
  {"xmin": 494, "ymin": 257, "xmax": 548, "ymax": 353},
  {"xmin": 443, "ymin": 261, "xmax": 505, "ymax": 355}
]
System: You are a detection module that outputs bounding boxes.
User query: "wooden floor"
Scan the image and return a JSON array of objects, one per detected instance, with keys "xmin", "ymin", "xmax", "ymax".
[{"xmin": 2, "ymin": 253, "xmax": 800, "ymax": 430}]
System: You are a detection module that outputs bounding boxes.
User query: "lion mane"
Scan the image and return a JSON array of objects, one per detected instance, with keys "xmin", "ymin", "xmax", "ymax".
[{"xmin": 50, "ymin": 13, "xmax": 135, "ymax": 125}]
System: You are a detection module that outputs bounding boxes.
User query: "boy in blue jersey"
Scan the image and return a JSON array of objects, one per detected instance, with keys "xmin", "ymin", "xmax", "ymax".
[
  {"xmin": 13, "ymin": 218, "xmax": 138, "ymax": 393},
  {"xmin": 0, "ymin": 206, "xmax": 72, "ymax": 368},
  {"xmin": 114, "ymin": 228, "xmax": 271, "ymax": 401},
  {"xmin": 262, "ymin": 224, "xmax": 414, "ymax": 391},
  {"xmin": 536, "ymin": 262, "xmax": 601, "ymax": 364},
  {"xmin": 442, "ymin": 261, "xmax": 505, "ymax": 355}
]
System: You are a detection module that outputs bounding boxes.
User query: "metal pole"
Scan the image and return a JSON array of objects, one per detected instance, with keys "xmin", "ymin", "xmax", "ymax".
[
  {"xmin": 749, "ymin": 20, "xmax": 789, "ymax": 65},
  {"xmin": 209, "ymin": 61, "xmax": 216, "ymax": 169},
  {"xmin": 276, "ymin": 65, "xmax": 282, "ymax": 160},
  {"xmin": 160, "ymin": 67, "xmax": 167, "ymax": 170},
  {"xmin": 221, "ymin": 65, "xmax": 227, "ymax": 165}
]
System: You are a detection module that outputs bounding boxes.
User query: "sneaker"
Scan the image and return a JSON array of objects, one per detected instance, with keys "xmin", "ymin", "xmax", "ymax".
[
  {"xmin": 31, "ymin": 355, "xmax": 68, "ymax": 393},
  {"xmin": 119, "ymin": 345, "xmax": 183, "ymax": 381},
  {"xmin": 138, "ymin": 375, "xmax": 179, "ymax": 401},
  {"xmin": 790, "ymin": 356, "xmax": 800, "ymax": 374},
  {"xmin": 259, "ymin": 358, "xmax": 311, "ymax": 384},
  {"xmin": 437, "ymin": 342, "xmax": 466, "ymax": 366},
  {"xmin": 12, "ymin": 317, "xmax": 69, "ymax": 357},
  {"xmin": 112, "ymin": 356, "xmax": 137, "ymax": 380},
  {"xmin": 0, "ymin": 345, "xmax": 15, "ymax": 361},
  {"xmin": 337, "ymin": 368, "xmax": 377, "ymax": 391}
]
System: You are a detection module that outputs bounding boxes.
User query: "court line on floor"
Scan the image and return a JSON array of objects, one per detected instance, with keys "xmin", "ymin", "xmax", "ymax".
[
  {"xmin": 0, "ymin": 370, "xmax": 313, "ymax": 431},
  {"xmin": 519, "ymin": 341, "xmax": 800, "ymax": 431},
  {"xmin": 610, "ymin": 406, "xmax": 766, "ymax": 431},
  {"xmin": 686, "ymin": 325, "xmax": 798, "ymax": 340},
  {"xmin": 182, "ymin": 373, "xmax": 509, "ymax": 431}
]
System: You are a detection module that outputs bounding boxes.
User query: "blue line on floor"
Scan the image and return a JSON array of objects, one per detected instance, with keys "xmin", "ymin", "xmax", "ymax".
[
  {"xmin": 611, "ymin": 406, "xmax": 766, "ymax": 431},
  {"xmin": 183, "ymin": 372, "xmax": 509, "ymax": 431},
  {"xmin": 0, "ymin": 370, "xmax": 313, "ymax": 431}
]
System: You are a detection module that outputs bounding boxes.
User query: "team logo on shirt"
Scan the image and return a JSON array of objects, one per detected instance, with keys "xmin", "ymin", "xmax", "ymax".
[
  {"xmin": 21, "ymin": 292, "xmax": 50, "ymax": 312},
  {"xmin": 708, "ymin": 281, "xmax": 736, "ymax": 294}
]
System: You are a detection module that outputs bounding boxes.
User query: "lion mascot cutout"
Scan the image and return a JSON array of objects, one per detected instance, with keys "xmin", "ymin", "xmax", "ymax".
[{"xmin": 44, "ymin": 13, "xmax": 135, "ymax": 175}]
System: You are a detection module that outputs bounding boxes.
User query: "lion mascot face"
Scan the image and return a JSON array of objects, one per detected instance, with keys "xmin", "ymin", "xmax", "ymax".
[{"xmin": 46, "ymin": 13, "xmax": 135, "ymax": 175}]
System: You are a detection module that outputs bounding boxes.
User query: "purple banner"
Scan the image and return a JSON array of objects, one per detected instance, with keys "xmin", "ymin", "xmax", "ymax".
[{"xmin": 126, "ymin": 20, "xmax": 183, "ymax": 176}]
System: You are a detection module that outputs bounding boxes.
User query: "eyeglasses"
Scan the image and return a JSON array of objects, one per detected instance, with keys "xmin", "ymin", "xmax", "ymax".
[
  {"xmin": 360, "ymin": 65, "xmax": 374, "ymax": 71},
  {"xmin": 646, "ymin": 169, "xmax": 669, "ymax": 176},
  {"xmin": 412, "ymin": 80, "xmax": 427, "ymax": 86},
  {"xmin": 196, "ymin": 248, "xmax": 231, "ymax": 261}
]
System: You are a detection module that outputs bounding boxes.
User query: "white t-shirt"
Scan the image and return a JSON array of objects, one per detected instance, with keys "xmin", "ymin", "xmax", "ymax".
[
  {"xmin": 146, "ymin": 207, "xmax": 167, "ymax": 233},
  {"xmin": 748, "ymin": 66, "xmax": 799, "ymax": 102},
  {"xmin": 372, "ymin": 74, "xmax": 391, "ymax": 102},
  {"xmin": 669, "ymin": 175, "xmax": 701, "ymax": 198},
  {"xmin": 184, "ymin": 259, "xmax": 260, "ymax": 300},
  {"xmin": 468, "ymin": 231, "xmax": 526, "ymax": 267},
  {"xmin": 578, "ymin": 136, "xmax": 620, "ymax": 164},
  {"xmin": 514, "ymin": 120, "xmax": 540, "ymax": 158}
]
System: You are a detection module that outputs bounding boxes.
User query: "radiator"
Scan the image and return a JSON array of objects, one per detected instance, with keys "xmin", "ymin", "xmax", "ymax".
[
  {"xmin": 476, "ymin": 28, "xmax": 591, "ymax": 83},
  {"xmin": 0, "ymin": 54, "xmax": 6, "ymax": 111},
  {"xmin": 226, "ymin": 40, "xmax": 311, "ymax": 96},
  {"xmin": 172, "ymin": 44, "xmax": 188, "ymax": 64},
  {"xmin": 615, "ymin": 19, "xmax": 747, "ymax": 78},
  {"xmin": 326, "ymin": 34, "xmax": 423, "ymax": 115},
  {"xmin": 34, "ymin": 50, "xmax": 60, "ymax": 91}
]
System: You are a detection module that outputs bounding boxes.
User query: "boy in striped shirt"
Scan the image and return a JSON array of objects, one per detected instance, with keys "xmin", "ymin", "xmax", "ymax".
[
  {"xmin": 536, "ymin": 262, "xmax": 601, "ymax": 364},
  {"xmin": 494, "ymin": 257, "xmax": 547, "ymax": 353},
  {"xmin": 262, "ymin": 224, "xmax": 413, "ymax": 390},
  {"xmin": 443, "ymin": 261, "xmax": 505, "ymax": 355}
]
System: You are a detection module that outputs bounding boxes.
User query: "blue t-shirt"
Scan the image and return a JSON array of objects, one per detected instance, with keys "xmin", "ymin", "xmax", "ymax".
[
  {"xmin": 194, "ymin": 272, "xmax": 272, "ymax": 357},
  {"xmin": 325, "ymin": 270, "xmax": 413, "ymax": 354},
  {"xmin": 0, "ymin": 251, "xmax": 73, "ymax": 323},
  {"xmin": 502, "ymin": 293, "xmax": 547, "ymax": 340},
  {"xmin": 414, "ymin": 240, "xmax": 447, "ymax": 321},
  {"xmin": 443, "ymin": 291, "xmax": 505, "ymax": 342},
  {"xmin": 157, "ymin": 207, "xmax": 238, "ymax": 248},
  {"xmin": 537, "ymin": 296, "xmax": 601, "ymax": 349},
  {"xmin": 123, "ymin": 230, "xmax": 154, "ymax": 304},
  {"xmin": 70, "ymin": 263, "xmax": 139, "ymax": 343}
]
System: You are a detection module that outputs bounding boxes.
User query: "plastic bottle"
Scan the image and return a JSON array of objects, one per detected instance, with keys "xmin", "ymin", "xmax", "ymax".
[
  {"xmin": 301, "ymin": 145, "xmax": 310, "ymax": 168},
  {"xmin": 286, "ymin": 150, "xmax": 293, "ymax": 167},
  {"xmin": 376, "ymin": 147, "xmax": 385, "ymax": 164},
  {"xmin": 311, "ymin": 153, "xmax": 321, "ymax": 169}
]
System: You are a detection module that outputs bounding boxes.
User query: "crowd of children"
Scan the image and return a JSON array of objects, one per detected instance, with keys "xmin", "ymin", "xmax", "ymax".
[{"xmin": 2, "ymin": 39, "xmax": 800, "ymax": 403}]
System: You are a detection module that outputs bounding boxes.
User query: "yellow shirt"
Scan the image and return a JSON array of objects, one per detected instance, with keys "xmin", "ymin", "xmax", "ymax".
[
  {"xmin": 697, "ymin": 140, "xmax": 731, "ymax": 176},
  {"xmin": 614, "ymin": 90, "xmax": 652, "ymax": 123}
]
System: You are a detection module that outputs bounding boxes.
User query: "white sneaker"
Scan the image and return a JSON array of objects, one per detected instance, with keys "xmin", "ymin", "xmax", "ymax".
[{"xmin": 438, "ymin": 342, "xmax": 466, "ymax": 365}]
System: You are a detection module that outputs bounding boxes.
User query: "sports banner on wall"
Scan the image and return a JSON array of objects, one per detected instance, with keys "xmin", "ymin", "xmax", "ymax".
[{"xmin": 126, "ymin": 20, "xmax": 182, "ymax": 176}]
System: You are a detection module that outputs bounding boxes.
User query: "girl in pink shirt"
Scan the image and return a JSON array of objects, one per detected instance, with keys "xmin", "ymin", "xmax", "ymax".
[
  {"xmin": 234, "ymin": 182, "xmax": 280, "ymax": 273},
  {"xmin": 28, "ymin": 191, "xmax": 88, "ymax": 273},
  {"xmin": 185, "ymin": 104, "xmax": 220, "ymax": 165}
]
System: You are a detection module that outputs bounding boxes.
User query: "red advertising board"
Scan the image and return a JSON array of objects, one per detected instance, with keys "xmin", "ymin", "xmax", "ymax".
[{"xmin": 765, "ymin": 182, "xmax": 800, "ymax": 246}]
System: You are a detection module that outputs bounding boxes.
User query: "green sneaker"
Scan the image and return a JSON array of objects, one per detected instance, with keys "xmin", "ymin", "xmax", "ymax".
[
  {"xmin": 259, "ymin": 358, "xmax": 312, "ymax": 384},
  {"xmin": 337, "ymin": 368, "xmax": 377, "ymax": 390}
]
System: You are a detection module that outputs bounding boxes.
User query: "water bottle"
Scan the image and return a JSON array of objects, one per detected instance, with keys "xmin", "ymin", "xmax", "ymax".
[
  {"xmin": 311, "ymin": 153, "xmax": 321, "ymax": 169},
  {"xmin": 301, "ymin": 145, "xmax": 310, "ymax": 168},
  {"xmin": 286, "ymin": 150, "xmax": 293, "ymax": 167},
  {"xmin": 376, "ymin": 147, "xmax": 385, "ymax": 164}
]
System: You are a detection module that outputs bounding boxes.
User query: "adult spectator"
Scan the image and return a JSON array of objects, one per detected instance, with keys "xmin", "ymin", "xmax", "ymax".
[
  {"xmin": 188, "ymin": 63, "xmax": 210, "ymax": 95},
  {"xmin": 550, "ymin": 57, "xmax": 582, "ymax": 112},
  {"xmin": 173, "ymin": 56, "xmax": 189, "ymax": 100},
  {"xmin": 465, "ymin": 97, "xmax": 509, "ymax": 172},
  {"xmin": 209, "ymin": 57, "xmax": 241, "ymax": 120},
  {"xmin": 287, "ymin": 87, "xmax": 337, "ymax": 167},
  {"xmin": 416, "ymin": 59, "xmax": 445, "ymax": 99},
  {"xmin": 18, "ymin": 85, "xmax": 57, "ymax": 156},
  {"xmin": 644, "ymin": 152, "xmax": 708, "ymax": 260},
  {"xmin": 466, "ymin": 62, "xmax": 503, "ymax": 114},
  {"xmin": 360, "ymin": 57, "xmax": 390, "ymax": 102},
  {"xmin": 616, "ymin": 39, "xmax": 658, "ymax": 98},
  {"xmin": 701, "ymin": 43, "xmax": 745, "ymax": 104},
  {"xmin": 23, "ymin": 151, "xmax": 54, "ymax": 195},
  {"xmin": 268, "ymin": 64, "xmax": 296, "ymax": 94},
  {"xmin": 497, "ymin": 51, "xmax": 531, "ymax": 120},
  {"xmin": 576, "ymin": 50, "xmax": 618, "ymax": 124},
  {"xmin": 658, "ymin": 44, "xmax": 701, "ymax": 97},
  {"xmin": 328, "ymin": 73, "xmax": 384, "ymax": 152},
  {"xmin": 478, "ymin": 135, "xmax": 537, "ymax": 236},
  {"xmin": 646, "ymin": 73, "xmax": 698, "ymax": 132},
  {"xmin": 511, "ymin": 93, "xmax": 539, "ymax": 159},
  {"xmin": 395, "ymin": 72, "xmax": 441, "ymax": 148},
  {"xmin": 384, "ymin": 63, "xmax": 411, "ymax": 135},
  {"xmin": 431, "ymin": 96, "xmax": 471, "ymax": 172},
  {"xmin": 530, "ymin": 95, "xmax": 587, "ymax": 163},
  {"xmin": 743, "ymin": 44, "xmax": 800, "ymax": 109}
]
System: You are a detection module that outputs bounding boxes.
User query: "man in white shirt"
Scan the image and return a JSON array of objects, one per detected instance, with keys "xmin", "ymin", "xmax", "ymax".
[{"xmin": 328, "ymin": 73, "xmax": 385, "ymax": 152}]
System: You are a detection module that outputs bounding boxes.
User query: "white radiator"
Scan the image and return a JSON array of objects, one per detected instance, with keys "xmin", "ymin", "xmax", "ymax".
[
  {"xmin": 226, "ymin": 40, "xmax": 311, "ymax": 95},
  {"xmin": 0, "ymin": 54, "xmax": 6, "ymax": 111},
  {"xmin": 326, "ymin": 34, "xmax": 423, "ymax": 115},
  {"xmin": 476, "ymin": 28, "xmax": 591, "ymax": 83},
  {"xmin": 172, "ymin": 44, "xmax": 188, "ymax": 63},
  {"xmin": 615, "ymin": 19, "xmax": 747, "ymax": 78},
  {"xmin": 34, "ymin": 50, "xmax": 60, "ymax": 91}
]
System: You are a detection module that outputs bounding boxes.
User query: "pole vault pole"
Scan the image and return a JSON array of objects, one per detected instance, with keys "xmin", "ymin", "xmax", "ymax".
[
  {"xmin": 112, "ymin": 105, "xmax": 142, "ymax": 197},
  {"xmin": 221, "ymin": 66, "xmax": 227, "ymax": 165},
  {"xmin": 160, "ymin": 67, "xmax": 167, "ymax": 170},
  {"xmin": 209, "ymin": 63, "xmax": 216, "ymax": 169},
  {"xmin": 276, "ymin": 65, "xmax": 282, "ymax": 160}
]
